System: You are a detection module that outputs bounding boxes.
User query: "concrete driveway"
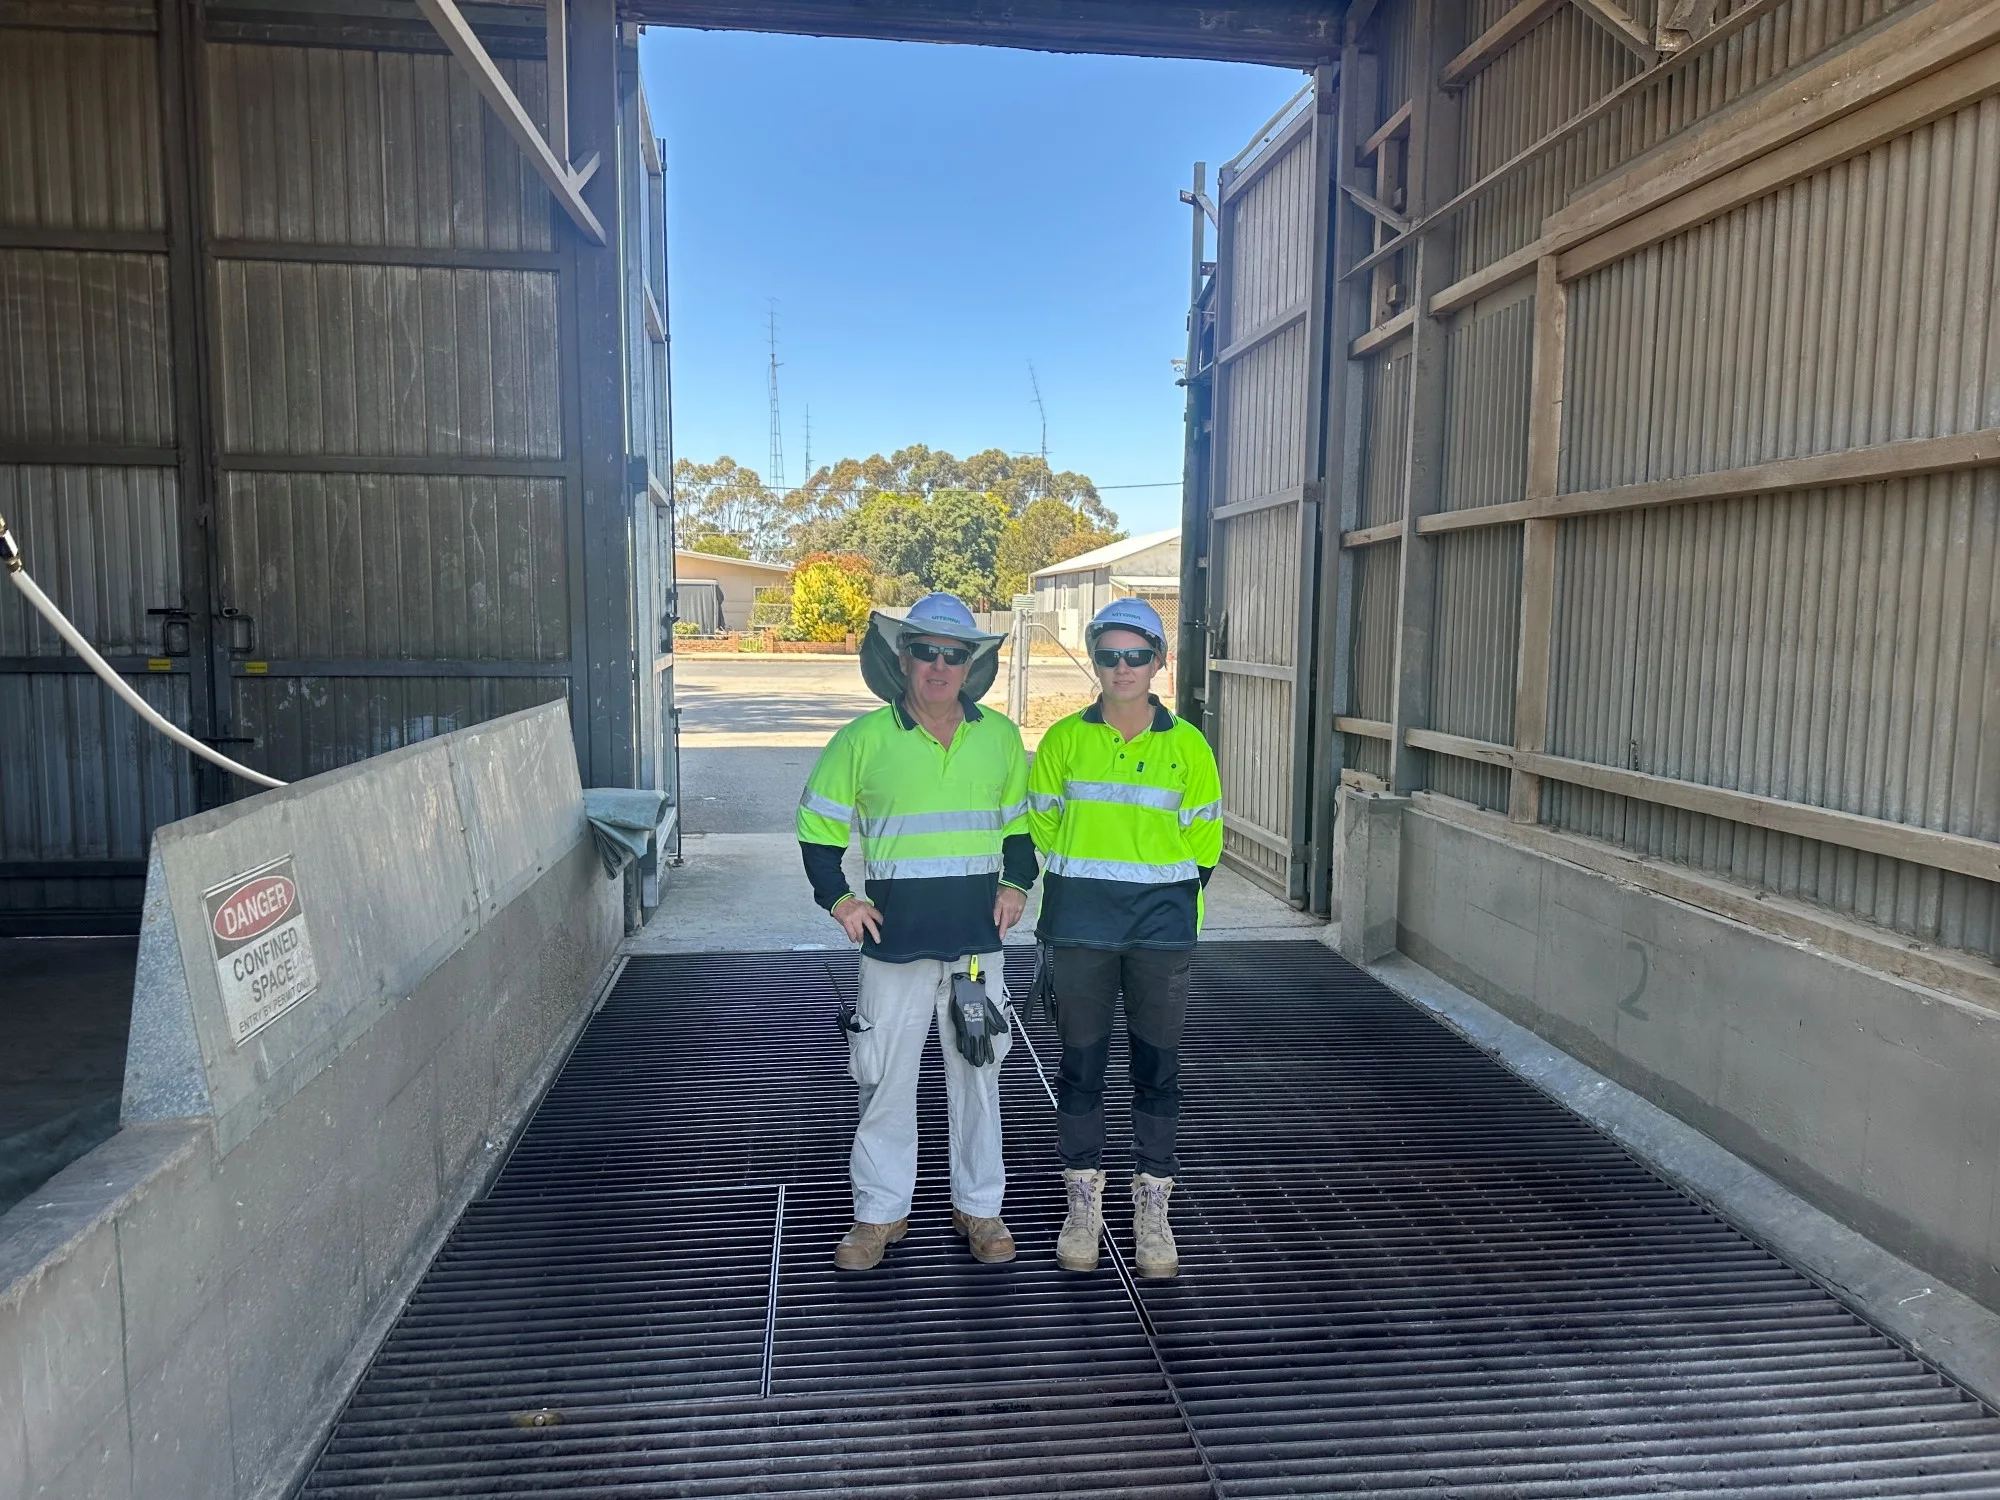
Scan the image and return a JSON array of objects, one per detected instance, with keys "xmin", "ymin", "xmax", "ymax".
[{"xmin": 639, "ymin": 653, "xmax": 1324, "ymax": 953}]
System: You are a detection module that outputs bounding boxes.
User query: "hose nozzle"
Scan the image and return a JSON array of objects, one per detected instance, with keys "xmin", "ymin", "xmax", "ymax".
[{"xmin": 0, "ymin": 513, "xmax": 20, "ymax": 574}]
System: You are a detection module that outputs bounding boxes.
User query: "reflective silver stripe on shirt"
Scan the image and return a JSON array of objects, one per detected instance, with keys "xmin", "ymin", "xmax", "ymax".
[
  {"xmin": 1001, "ymin": 799, "xmax": 1029, "ymax": 824},
  {"xmin": 1043, "ymin": 852, "xmax": 1199, "ymax": 884},
  {"xmin": 864, "ymin": 853, "xmax": 1006, "ymax": 880},
  {"xmin": 1180, "ymin": 798, "xmax": 1222, "ymax": 827},
  {"xmin": 1063, "ymin": 779, "xmax": 1184, "ymax": 813},
  {"xmin": 858, "ymin": 807, "xmax": 1008, "ymax": 839},
  {"xmin": 799, "ymin": 789, "xmax": 854, "ymax": 823},
  {"xmin": 1028, "ymin": 791, "xmax": 1065, "ymax": 814}
]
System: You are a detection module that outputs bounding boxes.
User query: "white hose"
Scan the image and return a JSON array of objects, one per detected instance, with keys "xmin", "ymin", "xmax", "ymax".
[{"xmin": 4, "ymin": 530, "xmax": 286, "ymax": 790}]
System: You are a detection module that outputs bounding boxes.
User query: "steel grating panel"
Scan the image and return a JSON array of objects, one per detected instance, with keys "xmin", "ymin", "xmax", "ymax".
[{"xmin": 302, "ymin": 944, "xmax": 2000, "ymax": 1498}]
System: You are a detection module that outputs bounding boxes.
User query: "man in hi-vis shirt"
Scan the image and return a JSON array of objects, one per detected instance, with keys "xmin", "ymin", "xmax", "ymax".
[{"xmin": 797, "ymin": 592, "xmax": 1037, "ymax": 1271}]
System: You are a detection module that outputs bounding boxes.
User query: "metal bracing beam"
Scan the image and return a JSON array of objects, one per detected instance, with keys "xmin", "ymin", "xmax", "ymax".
[
  {"xmin": 415, "ymin": 0, "xmax": 606, "ymax": 243},
  {"xmin": 1568, "ymin": 0, "xmax": 1657, "ymax": 60}
]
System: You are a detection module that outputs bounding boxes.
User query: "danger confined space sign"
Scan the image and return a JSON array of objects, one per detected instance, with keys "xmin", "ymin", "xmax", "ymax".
[{"xmin": 203, "ymin": 854, "xmax": 320, "ymax": 1043}]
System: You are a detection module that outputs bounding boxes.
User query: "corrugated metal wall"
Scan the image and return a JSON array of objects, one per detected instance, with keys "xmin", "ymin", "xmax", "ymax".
[
  {"xmin": 1328, "ymin": 0, "xmax": 2000, "ymax": 963},
  {"xmin": 200, "ymin": 40, "xmax": 574, "ymax": 786},
  {"xmin": 1205, "ymin": 100, "xmax": 1322, "ymax": 895},
  {"xmin": 1544, "ymin": 90, "xmax": 2000, "ymax": 957},
  {"xmin": 1, "ymin": 0, "xmax": 673, "ymax": 931},
  {"xmin": 0, "ymin": 9, "xmax": 193, "ymax": 929}
]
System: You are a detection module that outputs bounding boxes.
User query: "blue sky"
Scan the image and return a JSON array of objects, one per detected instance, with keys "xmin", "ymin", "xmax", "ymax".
[{"xmin": 638, "ymin": 29, "xmax": 1303, "ymax": 535}]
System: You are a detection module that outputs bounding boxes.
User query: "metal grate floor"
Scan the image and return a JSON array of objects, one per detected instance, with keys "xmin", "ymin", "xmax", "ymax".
[{"xmin": 302, "ymin": 943, "xmax": 2000, "ymax": 1498}]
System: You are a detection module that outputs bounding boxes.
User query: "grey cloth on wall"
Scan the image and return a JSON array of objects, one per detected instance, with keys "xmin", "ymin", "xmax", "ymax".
[{"xmin": 583, "ymin": 788, "xmax": 669, "ymax": 876}]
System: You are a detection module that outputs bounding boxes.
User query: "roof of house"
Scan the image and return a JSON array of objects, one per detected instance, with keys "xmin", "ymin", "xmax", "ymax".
[
  {"xmin": 1030, "ymin": 527, "xmax": 1180, "ymax": 580},
  {"xmin": 673, "ymin": 549, "xmax": 793, "ymax": 574}
]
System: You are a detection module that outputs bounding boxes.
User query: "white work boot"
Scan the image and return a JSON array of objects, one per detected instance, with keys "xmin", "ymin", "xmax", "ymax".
[
  {"xmin": 1056, "ymin": 1168, "xmax": 1106, "ymax": 1272},
  {"xmin": 1132, "ymin": 1173, "xmax": 1179, "ymax": 1279}
]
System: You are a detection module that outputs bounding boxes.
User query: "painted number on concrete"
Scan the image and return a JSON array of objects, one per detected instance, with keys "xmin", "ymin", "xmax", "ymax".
[{"xmin": 203, "ymin": 854, "xmax": 319, "ymax": 1043}]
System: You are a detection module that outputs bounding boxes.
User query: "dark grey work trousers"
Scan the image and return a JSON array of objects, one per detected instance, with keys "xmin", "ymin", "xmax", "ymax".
[{"xmin": 1051, "ymin": 946, "xmax": 1192, "ymax": 1179}]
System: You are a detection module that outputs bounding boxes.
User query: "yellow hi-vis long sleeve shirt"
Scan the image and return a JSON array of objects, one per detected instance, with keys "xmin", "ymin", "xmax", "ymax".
[
  {"xmin": 1026, "ymin": 696, "xmax": 1224, "ymax": 951},
  {"xmin": 796, "ymin": 696, "xmax": 1036, "ymax": 963}
]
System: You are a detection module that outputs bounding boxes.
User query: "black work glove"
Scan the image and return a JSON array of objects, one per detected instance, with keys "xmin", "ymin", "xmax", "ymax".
[{"xmin": 949, "ymin": 971, "xmax": 1009, "ymax": 1066}]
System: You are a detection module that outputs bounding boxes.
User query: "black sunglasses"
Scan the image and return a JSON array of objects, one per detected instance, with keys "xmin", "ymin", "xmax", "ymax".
[
  {"xmin": 1093, "ymin": 646, "xmax": 1159, "ymax": 669},
  {"xmin": 907, "ymin": 641, "xmax": 973, "ymax": 666}
]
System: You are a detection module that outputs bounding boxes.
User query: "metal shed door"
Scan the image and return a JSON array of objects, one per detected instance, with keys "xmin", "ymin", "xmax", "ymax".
[{"xmin": 1203, "ymin": 76, "xmax": 1335, "ymax": 902}]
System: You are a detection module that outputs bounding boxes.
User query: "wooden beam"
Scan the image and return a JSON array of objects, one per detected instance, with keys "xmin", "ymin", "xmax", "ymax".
[
  {"xmin": 1208, "ymin": 657, "xmax": 1296, "ymax": 682},
  {"xmin": 1508, "ymin": 257, "xmax": 1565, "ymax": 824},
  {"xmin": 1221, "ymin": 810, "xmax": 1293, "ymax": 856},
  {"xmin": 1568, "ymin": 0, "xmax": 1655, "ymax": 60},
  {"xmin": 1216, "ymin": 304, "xmax": 1309, "ymax": 366},
  {"xmin": 1417, "ymin": 427, "xmax": 2000, "ymax": 535},
  {"xmin": 1561, "ymin": 39, "xmax": 2000, "ymax": 278},
  {"xmin": 1545, "ymin": 0, "xmax": 2000, "ymax": 252},
  {"xmin": 1441, "ymin": 0, "xmax": 1565, "ymax": 89},
  {"xmin": 1212, "ymin": 482, "xmax": 1308, "ymax": 522},
  {"xmin": 1344, "ymin": 0, "xmax": 1385, "ymax": 46},
  {"xmin": 1411, "ymin": 792, "xmax": 2000, "ymax": 1016},
  {"xmin": 1343, "ymin": 519, "xmax": 1406, "ymax": 549},
  {"xmin": 1351, "ymin": 306, "xmax": 1415, "ymax": 357},
  {"xmin": 1415, "ymin": 738, "xmax": 2000, "ymax": 885},
  {"xmin": 1361, "ymin": 100, "xmax": 1412, "ymax": 157},
  {"xmin": 1342, "ymin": 180, "xmax": 1410, "ymax": 234},
  {"xmin": 1429, "ymin": 237, "xmax": 1546, "ymax": 316},
  {"xmin": 415, "ymin": 0, "xmax": 605, "ymax": 243},
  {"xmin": 545, "ymin": 0, "xmax": 569, "ymax": 162},
  {"xmin": 1385, "ymin": 0, "xmax": 1460, "ymax": 795},
  {"xmin": 1352, "ymin": 0, "xmax": 1793, "ymax": 298},
  {"xmin": 1405, "ymin": 727, "xmax": 1513, "ymax": 765},
  {"xmin": 1336, "ymin": 716, "xmax": 1394, "ymax": 740}
]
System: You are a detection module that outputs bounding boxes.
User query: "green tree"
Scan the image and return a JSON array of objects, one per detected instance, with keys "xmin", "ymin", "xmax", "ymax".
[
  {"xmin": 789, "ymin": 557, "xmax": 873, "ymax": 642},
  {"xmin": 673, "ymin": 457, "xmax": 784, "ymax": 557},
  {"xmin": 995, "ymin": 497, "xmax": 1123, "ymax": 598},
  {"xmin": 684, "ymin": 532, "xmax": 749, "ymax": 558},
  {"xmin": 782, "ymin": 445, "xmax": 1119, "ymax": 556},
  {"xmin": 924, "ymin": 488, "xmax": 1010, "ymax": 608}
]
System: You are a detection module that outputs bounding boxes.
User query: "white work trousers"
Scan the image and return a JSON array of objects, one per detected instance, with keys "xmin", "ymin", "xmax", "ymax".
[{"xmin": 848, "ymin": 951, "xmax": 1011, "ymax": 1225}]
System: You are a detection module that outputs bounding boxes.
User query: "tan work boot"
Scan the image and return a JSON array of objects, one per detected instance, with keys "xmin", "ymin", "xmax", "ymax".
[
  {"xmin": 1056, "ymin": 1168, "xmax": 1106, "ymax": 1272},
  {"xmin": 951, "ymin": 1208, "xmax": 1017, "ymax": 1263},
  {"xmin": 1132, "ymin": 1173, "xmax": 1178, "ymax": 1279},
  {"xmin": 833, "ymin": 1218, "xmax": 908, "ymax": 1270}
]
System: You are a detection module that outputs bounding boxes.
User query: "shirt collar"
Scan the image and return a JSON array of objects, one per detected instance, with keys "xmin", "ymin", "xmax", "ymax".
[
  {"xmin": 1082, "ymin": 695, "xmax": 1173, "ymax": 734},
  {"xmin": 895, "ymin": 693, "xmax": 984, "ymax": 730}
]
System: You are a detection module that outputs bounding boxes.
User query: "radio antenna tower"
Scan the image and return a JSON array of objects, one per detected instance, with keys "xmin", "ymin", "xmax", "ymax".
[
  {"xmin": 802, "ymin": 404, "xmax": 812, "ymax": 489},
  {"xmin": 1028, "ymin": 363, "xmax": 1048, "ymax": 468},
  {"xmin": 766, "ymin": 302, "xmax": 786, "ymax": 494}
]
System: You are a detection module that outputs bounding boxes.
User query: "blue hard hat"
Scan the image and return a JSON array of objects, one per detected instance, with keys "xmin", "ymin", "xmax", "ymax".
[{"xmin": 1085, "ymin": 596, "xmax": 1168, "ymax": 654}]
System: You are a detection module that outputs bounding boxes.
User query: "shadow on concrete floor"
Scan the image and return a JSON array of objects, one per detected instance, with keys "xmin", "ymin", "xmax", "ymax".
[{"xmin": 0, "ymin": 936, "xmax": 135, "ymax": 1215}]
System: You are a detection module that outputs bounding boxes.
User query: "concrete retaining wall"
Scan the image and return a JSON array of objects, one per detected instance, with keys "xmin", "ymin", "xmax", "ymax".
[
  {"xmin": 0, "ymin": 702, "xmax": 623, "ymax": 1499},
  {"xmin": 1395, "ymin": 799, "xmax": 2000, "ymax": 1312}
]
